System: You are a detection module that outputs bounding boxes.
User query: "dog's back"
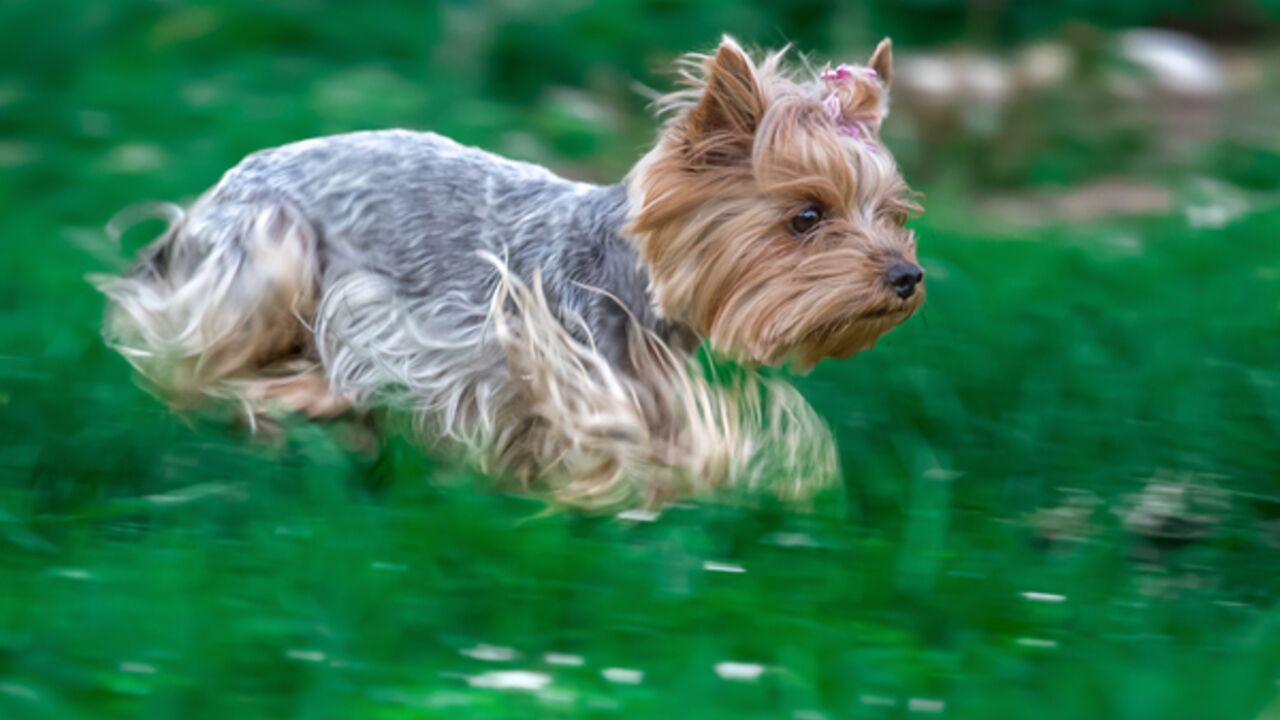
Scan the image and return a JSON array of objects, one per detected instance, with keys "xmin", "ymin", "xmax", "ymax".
[
  {"xmin": 206, "ymin": 130, "xmax": 571, "ymax": 280},
  {"xmin": 94, "ymin": 129, "xmax": 664, "ymax": 431}
]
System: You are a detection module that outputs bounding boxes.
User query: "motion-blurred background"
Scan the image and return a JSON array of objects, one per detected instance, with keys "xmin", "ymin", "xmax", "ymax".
[{"xmin": 2, "ymin": 2, "xmax": 1280, "ymax": 718}]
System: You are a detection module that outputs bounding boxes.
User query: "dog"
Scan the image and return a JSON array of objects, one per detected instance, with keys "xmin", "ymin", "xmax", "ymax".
[{"xmin": 93, "ymin": 37, "xmax": 923, "ymax": 509}]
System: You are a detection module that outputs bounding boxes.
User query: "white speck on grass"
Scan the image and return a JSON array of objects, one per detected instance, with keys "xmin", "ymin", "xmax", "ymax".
[
  {"xmin": 460, "ymin": 644, "xmax": 518, "ymax": 662},
  {"xmin": 859, "ymin": 694, "xmax": 897, "ymax": 707},
  {"xmin": 145, "ymin": 482, "xmax": 246, "ymax": 505},
  {"xmin": 100, "ymin": 143, "xmax": 168, "ymax": 174},
  {"xmin": 923, "ymin": 468, "xmax": 963, "ymax": 482},
  {"xmin": 285, "ymin": 649, "xmax": 326, "ymax": 663},
  {"xmin": 793, "ymin": 711, "xmax": 828, "ymax": 720},
  {"xmin": 714, "ymin": 662, "xmax": 766, "ymax": 681},
  {"xmin": 372, "ymin": 688, "xmax": 471, "ymax": 709},
  {"xmin": 1017, "ymin": 637, "xmax": 1059, "ymax": 649},
  {"xmin": 51, "ymin": 568, "xmax": 97, "ymax": 581},
  {"xmin": 1021, "ymin": 591, "xmax": 1066, "ymax": 603},
  {"xmin": 427, "ymin": 691, "xmax": 473, "ymax": 707},
  {"xmin": 1185, "ymin": 177, "xmax": 1248, "ymax": 229},
  {"xmin": 586, "ymin": 697, "xmax": 622, "ymax": 711},
  {"xmin": 182, "ymin": 80, "xmax": 225, "ymax": 108},
  {"xmin": 119, "ymin": 662, "xmax": 156, "ymax": 674},
  {"xmin": 617, "ymin": 509, "xmax": 660, "ymax": 522},
  {"xmin": 544, "ymin": 653, "xmax": 585, "ymax": 666},
  {"xmin": 601, "ymin": 667, "xmax": 643, "ymax": 685},
  {"xmin": 538, "ymin": 687, "xmax": 578, "ymax": 705},
  {"xmin": 0, "ymin": 683, "xmax": 39, "ymax": 701},
  {"xmin": 908, "ymin": 697, "xmax": 946, "ymax": 714},
  {"xmin": 702, "ymin": 561, "xmax": 745, "ymax": 573},
  {"xmin": 763, "ymin": 531, "xmax": 821, "ymax": 548},
  {"xmin": 467, "ymin": 670, "xmax": 551, "ymax": 691}
]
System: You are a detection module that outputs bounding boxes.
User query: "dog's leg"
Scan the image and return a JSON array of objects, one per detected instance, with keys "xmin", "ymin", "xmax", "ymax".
[
  {"xmin": 236, "ymin": 370, "xmax": 353, "ymax": 419},
  {"xmin": 481, "ymin": 255, "xmax": 840, "ymax": 510}
]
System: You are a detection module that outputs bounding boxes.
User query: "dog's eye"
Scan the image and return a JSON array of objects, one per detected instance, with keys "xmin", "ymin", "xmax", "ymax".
[{"xmin": 788, "ymin": 205, "xmax": 823, "ymax": 235}]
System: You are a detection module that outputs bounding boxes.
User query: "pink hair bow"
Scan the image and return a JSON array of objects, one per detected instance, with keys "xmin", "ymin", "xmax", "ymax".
[{"xmin": 820, "ymin": 64, "xmax": 880, "ymax": 149}]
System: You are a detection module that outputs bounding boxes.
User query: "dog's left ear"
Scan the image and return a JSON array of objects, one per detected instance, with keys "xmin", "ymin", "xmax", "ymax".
[
  {"xmin": 868, "ymin": 38, "xmax": 893, "ymax": 86},
  {"xmin": 686, "ymin": 37, "xmax": 766, "ymax": 165}
]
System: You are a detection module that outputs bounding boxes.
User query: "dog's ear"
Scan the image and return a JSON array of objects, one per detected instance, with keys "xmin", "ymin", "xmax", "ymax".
[
  {"xmin": 822, "ymin": 40, "xmax": 893, "ymax": 132},
  {"xmin": 686, "ymin": 37, "xmax": 765, "ymax": 163},
  {"xmin": 868, "ymin": 38, "xmax": 893, "ymax": 87}
]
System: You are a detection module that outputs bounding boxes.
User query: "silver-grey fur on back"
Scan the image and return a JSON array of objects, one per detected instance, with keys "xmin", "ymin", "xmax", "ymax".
[
  {"xmin": 219, "ymin": 129, "xmax": 677, "ymax": 347},
  {"xmin": 126, "ymin": 130, "xmax": 688, "ymax": 440}
]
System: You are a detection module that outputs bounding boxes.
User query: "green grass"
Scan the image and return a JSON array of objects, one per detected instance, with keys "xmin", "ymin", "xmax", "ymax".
[{"xmin": 4, "ymin": 2, "xmax": 1280, "ymax": 718}]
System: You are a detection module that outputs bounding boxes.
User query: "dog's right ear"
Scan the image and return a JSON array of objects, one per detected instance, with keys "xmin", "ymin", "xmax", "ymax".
[
  {"xmin": 685, "ymin": 37, "xmax": 765, "ymax": 164},
  {"xmin": 868, "ymin": 38, "xmax": 893, "ymax": 86}
]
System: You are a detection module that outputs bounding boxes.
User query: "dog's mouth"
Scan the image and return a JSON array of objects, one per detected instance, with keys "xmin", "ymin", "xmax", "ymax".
[
  {"xmin": 859, "ymin": 305, "xmax": 912, "ymax": 320},
  {"xmin": 789, "ymin": 302, "xmax": 919, "ymax": 365},
  {"xmin": 747, "ymin": 295, "xmax": 925, "ymax": 370},
  {"xmin": 801, "ymin": 307, "xmax": 907, "ymax": 343}
]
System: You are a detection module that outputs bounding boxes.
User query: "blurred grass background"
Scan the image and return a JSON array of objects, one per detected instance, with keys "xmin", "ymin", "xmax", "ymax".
[{"xmin": 3, "ymin": 1, "xmax": 1280, "ymax": 718}]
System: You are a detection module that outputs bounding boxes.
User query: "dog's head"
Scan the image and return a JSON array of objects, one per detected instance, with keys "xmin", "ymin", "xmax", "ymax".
[{"xmin": 626, "ymin": 37, "xmax": 923, "ymax": 370}]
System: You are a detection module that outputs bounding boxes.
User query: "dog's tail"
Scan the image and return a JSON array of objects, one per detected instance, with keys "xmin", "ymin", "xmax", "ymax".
[{"xmin": 90, "ymin": 199, "xmax": 324, "ymax": 420}]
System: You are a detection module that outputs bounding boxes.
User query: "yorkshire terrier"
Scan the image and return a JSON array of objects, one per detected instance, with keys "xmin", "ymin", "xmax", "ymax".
[{"xmin": 94, "ymin": 37, "xmax": 923, "ymax": 509}]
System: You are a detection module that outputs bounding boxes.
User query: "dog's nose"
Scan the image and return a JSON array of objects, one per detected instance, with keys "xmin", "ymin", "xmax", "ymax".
[{"xmin": 884, "ymin": 262, "xmax": 924, "ymax": 299}]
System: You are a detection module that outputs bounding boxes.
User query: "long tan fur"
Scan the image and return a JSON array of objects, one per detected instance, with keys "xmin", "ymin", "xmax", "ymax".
[
  {"xmin": 481, "ymin": 252, "xmax": 838, "ymax": 509},
  {"xmin": 91, "ymin": 203, "xmax": 342, "ymax": 423}
]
